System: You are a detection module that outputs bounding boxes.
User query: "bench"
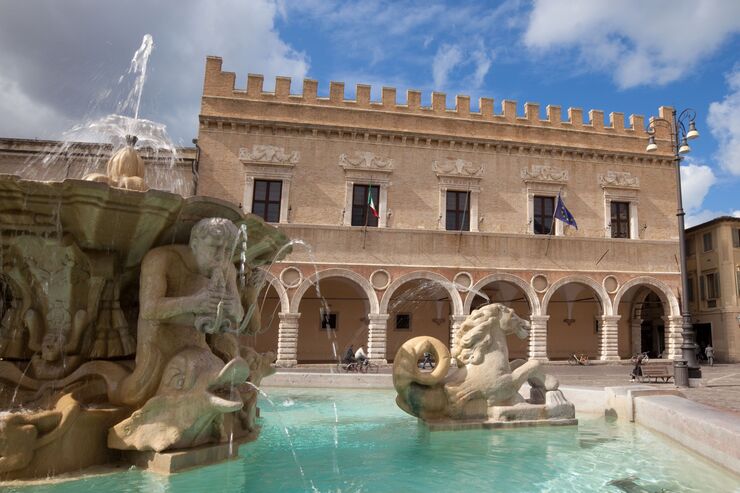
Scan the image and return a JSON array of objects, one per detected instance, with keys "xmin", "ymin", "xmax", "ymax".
[{"xmin": 638, "ymin": 362, "xmax": 674, "ymax": 383}]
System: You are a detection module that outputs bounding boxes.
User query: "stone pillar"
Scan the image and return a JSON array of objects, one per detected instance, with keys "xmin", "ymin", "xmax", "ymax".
[
  {"xmin": 528, "ymin": 315, "xmax": 549, "ymax": 361},
  {"xmin": 631, "ymin": 319, "xmax": 642, "ymax": 356},
  {"xmin": 367, "ymin": 313, "xmax": 389, "ymax": 363},
  {"xmin": 449, "ymin": 314, "xmax": 467, "ymax": 354},
  {"xmin": 663, "ymin": 315, "xmax": 683, "ymax": 360},
  {"xmin": 599, "ymin": 315, "xmax": 621, "ymax": 361},
  {"xmin": 276, "ymin": 312, "xmax": 300, "ymax": 367}
]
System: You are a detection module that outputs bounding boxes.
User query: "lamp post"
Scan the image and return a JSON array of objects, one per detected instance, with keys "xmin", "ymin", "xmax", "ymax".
[{"xmin": 646, "ymin": 108, "xmax": 701, "ymax": 378}]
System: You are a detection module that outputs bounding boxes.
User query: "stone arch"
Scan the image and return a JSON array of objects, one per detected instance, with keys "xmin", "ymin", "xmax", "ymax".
[
  {"xmin": 541, "ymin": 275, "xmax": 612, "ymax": 316},
  {"xmin": 257, "ymin": 268, "xmax": 290, "ymax": 314},
  {"xmin": 379, "ymin": 271, "xmax": 463, "ymax": 316},
  {"xmin": 290, "ymin": 267, "xmax": 379, "ymax": 315},
  {"xmin": 613, "ymin": 276, "xmax": 680, "ymax": 319},
  {"xmin": 464, "ymin": 273, "xmax": 541, "ymax": 316}
]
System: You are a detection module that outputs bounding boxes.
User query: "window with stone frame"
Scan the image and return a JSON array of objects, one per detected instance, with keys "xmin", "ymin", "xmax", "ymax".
[
  {"xmin": 701, "ymin": 272, "xmax": 720, "ymax": 302},
  {"xmin": 533, "ymin": 195, "xmax": 555, "ymax": 235},
  {"xmin": 733, "ymin": 228, "xmax": 740, "ymax": 248},
  {"xmin": 446, "ymin": 190, "xmax": 471, "ymax": 231},
  {"xmin": 351, "ymin": 184, "xmax": 380, "ymax": 227},
  {"xmin": 252, "ymin": 179, "xmax": 282, "ymax": 223},
  {"xmin": 703, "ymin": 232, "xmax": 713, "ymax": 252},
  {"xmin": 685, "ymin": 237, "xmax": 695, "ymax": 256},
  {"xmin": 688, "ymin": 276, "xmax": 695, "ymax": 303},
  {"xmin": 610, "ymin": 201, "xmax": 630, "ymax": 238}
]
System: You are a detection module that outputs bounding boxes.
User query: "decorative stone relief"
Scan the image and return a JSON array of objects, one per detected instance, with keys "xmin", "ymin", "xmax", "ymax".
[
  {"xmin": 531, "ymin": 274, "xmax": 549, "ymax": 293},
  {"xmin": 433, "ymin": 158, "xmax": 483, "ymax": 178},
  {"xmin": 239, "ymin": 144, "xmax": 300, "ymax": 165},
  {"xmin": 370, "ymin": 269, "xmax": 391, "ymax": 290},
  {"xmin": 339, "ymin": 151, "xmax": 394, "ymax": 171},
  {"xmin": 280, "ymin": 266, "xmax": 303, "ymax": 289},
  {"xmin": 452, "ymin": 272, "xmax": 473, "ymax": 291},
  {"xmin": 598, "ymin": 171, "xmax": 640, "ymax": 189},
  {"xmin": 603, "ymin": 275, "xmax": 619, "ymax": 294},
  {"xmin": 520, "ymin": 165, "xmax": 568, "ymax": 184}
]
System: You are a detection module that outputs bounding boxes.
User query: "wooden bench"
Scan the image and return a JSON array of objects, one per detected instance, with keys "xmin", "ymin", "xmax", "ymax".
[{"xmin": 638, "ymin": 362, "xmax": 674, "ymax": 383}]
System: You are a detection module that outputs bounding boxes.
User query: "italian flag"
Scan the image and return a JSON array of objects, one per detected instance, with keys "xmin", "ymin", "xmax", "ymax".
[{"xmin": 368, "ymin": 193, "xmax": 379, "ymax": 218}]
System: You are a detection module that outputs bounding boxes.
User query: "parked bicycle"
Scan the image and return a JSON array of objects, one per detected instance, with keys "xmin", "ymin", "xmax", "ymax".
[
  {"xmin": 340, "ymin": 359, "xmax": 379, "ymax": 373},
  {"xmin": 568, "ymin": 353, "xmax": 589, "ymax": 365}
]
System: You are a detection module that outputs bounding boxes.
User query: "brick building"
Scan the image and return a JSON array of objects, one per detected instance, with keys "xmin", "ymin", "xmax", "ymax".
[{"xmin": 197, "ymin": 56, "xmax": 686, "ymax": 366}]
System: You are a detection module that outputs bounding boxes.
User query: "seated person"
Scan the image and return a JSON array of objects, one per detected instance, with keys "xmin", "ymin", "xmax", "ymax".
[
  {"xmin": 343, "ymin": 345, "xmax": 355, "ymax": 364},
  {"xmin": 354, "ymin": 345, "xmax": 367, "ymax": 364}
]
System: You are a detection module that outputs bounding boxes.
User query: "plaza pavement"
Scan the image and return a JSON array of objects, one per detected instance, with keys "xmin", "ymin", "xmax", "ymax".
[{"xmin": 280, "ymin": 362, "xmax": 740, "ymax": 415}]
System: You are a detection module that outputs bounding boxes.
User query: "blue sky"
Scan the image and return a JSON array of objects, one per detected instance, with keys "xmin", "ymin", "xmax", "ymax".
[{"xmin": 0, "ymin": 0, "xmax": 738, "ymax": 226}]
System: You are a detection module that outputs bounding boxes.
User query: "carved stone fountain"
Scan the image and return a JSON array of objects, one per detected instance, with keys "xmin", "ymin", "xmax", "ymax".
[
  {"xmin": 0, "ymin": 144, "xmax": 288, "ymax": 479},
  {"xmin": 392, "ymin": 303, "xmax": 576, "ymax": 430}
]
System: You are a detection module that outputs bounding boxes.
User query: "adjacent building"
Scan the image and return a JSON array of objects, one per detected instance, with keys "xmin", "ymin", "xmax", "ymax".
[
  {"xmin": 197, "ymin": 56, "xmax": 686, "ymax": 366},
  {"xmin": 685, "ymin": 216, "xmax": 740, "ymax": 362}
]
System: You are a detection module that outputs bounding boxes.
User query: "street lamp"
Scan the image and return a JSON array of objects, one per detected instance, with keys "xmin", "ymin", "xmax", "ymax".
[{"xmin": 646, "ymin": 108, "xmax": 701, "ymax": 378}]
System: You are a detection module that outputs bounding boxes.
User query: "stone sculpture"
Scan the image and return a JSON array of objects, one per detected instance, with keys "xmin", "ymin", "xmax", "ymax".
[
  {"xmin": 392, "ymin": 303, "xmax": 576, "ymax": 425},
  {"xmin": 83, "ymin": 135, "xmax": 149, "ymax": 191},
  {"xmin": 0, "ymin": 173, "xmax": 289, "ymax": 479}
]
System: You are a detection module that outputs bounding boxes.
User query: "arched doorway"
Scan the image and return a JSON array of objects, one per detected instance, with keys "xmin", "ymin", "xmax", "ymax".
[
  {"xmin": 245, "ymin": 282, "xmax": 283, "ymax": 355},
  {"xmin": 544, "ymin": 282, "xmax": 605, "ymax": 360},
  {"xmin": 295, "ymin": 276, "xmax": 372, "ymax": 363},
  {"xmin": 384, "ymin": 278, "xmax": 452, "ymax": 362}
]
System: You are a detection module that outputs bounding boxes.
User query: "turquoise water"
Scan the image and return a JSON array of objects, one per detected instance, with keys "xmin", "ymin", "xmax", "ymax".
[{"xmin": 7, "ymin": 388, "xmax": 738, "ymax": 492}]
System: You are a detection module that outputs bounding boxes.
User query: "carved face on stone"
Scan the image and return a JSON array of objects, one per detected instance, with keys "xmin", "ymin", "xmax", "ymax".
[
  {"xmin": 189, "ymin": 218, "xmax": 238, "ymax": 277},
  {"xmin": 41, "ymin": 332, "xmax": 65, "ymax": 361}
]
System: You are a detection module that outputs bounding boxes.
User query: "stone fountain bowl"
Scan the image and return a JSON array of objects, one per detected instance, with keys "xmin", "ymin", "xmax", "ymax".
[{"xmin": 0, "ymin": 174, "xmax": 290, "ymax": 271}]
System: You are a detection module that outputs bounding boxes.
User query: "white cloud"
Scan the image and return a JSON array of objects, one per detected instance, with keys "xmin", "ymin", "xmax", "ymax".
[
  {"xmin": 0, "ymin": 74, "xmax": 68, "ymax": 138},
  {"xmin": 524, "ymin": 0, "xmax": 740, "ymax": 88},
  {"xmin": 432, "ymin": 44, "xmax": 463, "ymax": 89},
  {"xmin": 680, "ymin": 161, "xmax": 716, "ymax": 212},
  {"xmin": 685, "ymin": 208, "xmax": 739, "ymax": 228},
  {"xmin": 0, "ymin": 0, "xmax": 309, "ymax": 143},
  {"xmin": 708, "ymin": 69, "xmax": 740, "ymax": 175}
]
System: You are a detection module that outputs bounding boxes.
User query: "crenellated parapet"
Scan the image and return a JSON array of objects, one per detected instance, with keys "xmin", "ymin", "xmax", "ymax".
[{"xmin": 201, "ymin": 56, "xmax": 675, "ymax": 145}]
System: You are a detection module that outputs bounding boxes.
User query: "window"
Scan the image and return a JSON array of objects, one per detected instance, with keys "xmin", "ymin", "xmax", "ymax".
[
  {"xmin": 446, "ymin": 190, "xmax": 470, "ymax": 231},
  {"xmin": 736, "ymin": 268, "xmax": 740, "ymax": 297},
  {"xmin": 320, "ymin": 312, "xmax": 337, "ymax": 330},
  {"xmin": 610, "ymin": 201, "xmax": 630, "ymax": 238},
  {"xmin": 252, "ymin": 179, "xmax": 282, "ymax": 223},
  {"xmin": 703, "ymin": 232, "xmax": 713, "ymax": 252},
  {"xmin": 351, "ymin": 184, "xmax": 380, "ymax": 227},
  {"xmin": 701, "ymin": 272, "xmax": 720, "ymax": 300},
  {"xmin": 533, "ymin": 196, "xmax": 555, "ymax": 235},
  {"xmin": 733, "ymin": 228, "xmax": 740, "ymax": 248},
  {"xmin": 685, "ymin": 238, "xmax": 695, "ymax": 256},
  {"xmin": 687, "ymin": 276, "xmax": 695, "ymax": 303},
  {"xmin": 395, "ymin": 313, "xmax": 411, "ymax": 330}
]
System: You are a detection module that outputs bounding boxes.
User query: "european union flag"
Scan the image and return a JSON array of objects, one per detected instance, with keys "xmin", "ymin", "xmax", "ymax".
[{"xmin": 554, "ymin": 193, "xmax": 577, "ymax": 230}]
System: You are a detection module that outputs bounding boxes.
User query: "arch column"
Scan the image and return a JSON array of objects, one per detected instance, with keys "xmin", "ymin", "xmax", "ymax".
[
  {"xmin": 367, "ymin": 314, "xmax": 389, "ymax": 363},
  {"xmin": 663, "ymin": 315, "xmax": 683, "ymax": 360},
  {"xmin": 600, "ymin": 315, "xmax": 621, "ymax": 361},
  {"xmin": 529, "ymin": 315, "xmax": 549, "ymax": 361},
  {"xmin": 631, "ymin": 318, "xmax": 642, "ymax": 356},
  {"xmin": 276, "ymin": 312, "xmax": 300, "ymax": 367},
  {"xmin": 449, "ymin": 314, "xmax": 467, "ymax": 354}
]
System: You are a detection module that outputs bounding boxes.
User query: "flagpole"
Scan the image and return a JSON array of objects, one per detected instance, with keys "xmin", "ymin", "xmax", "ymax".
[{"xmin": 545, "ymin": 190, "xmax": 561, "ymax": 256}]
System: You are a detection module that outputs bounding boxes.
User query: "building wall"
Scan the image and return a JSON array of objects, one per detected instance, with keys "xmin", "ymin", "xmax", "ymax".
[
  {"xmin": 686, "ymin": 217, "xmax": 740, "ymax": 361},
  {"xmin": 197, "ymin": 56, "xmax": 684, "ymax": 364}
]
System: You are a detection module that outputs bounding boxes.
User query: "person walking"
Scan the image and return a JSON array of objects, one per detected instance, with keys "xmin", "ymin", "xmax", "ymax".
[{"xmin": 705, "ymin": 344, "xmax": 714, "ymax": 366}]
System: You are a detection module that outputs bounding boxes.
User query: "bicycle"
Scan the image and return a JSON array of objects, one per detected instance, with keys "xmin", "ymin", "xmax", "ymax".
[
  {"xmin": 568, "ymin": 353, "xmax": 589, "ymax": 365},
  {"xmin": 340, "ymin": 359, "xmax": 379, "ymax": 374}
]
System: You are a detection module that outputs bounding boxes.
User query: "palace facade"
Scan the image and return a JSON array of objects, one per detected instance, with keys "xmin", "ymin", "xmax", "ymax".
[{"xmin": 197, "ymin": 56, "xmax": 686, "ymax": 365}]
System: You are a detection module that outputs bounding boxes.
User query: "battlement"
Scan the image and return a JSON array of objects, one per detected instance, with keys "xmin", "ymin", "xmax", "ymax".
[{"xmin": 202, "ymin": 56, "xmax": 673, "ymax": 140}]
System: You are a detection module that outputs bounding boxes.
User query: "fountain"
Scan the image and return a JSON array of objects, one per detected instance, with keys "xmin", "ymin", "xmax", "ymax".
[
  {"xmin": 0, "ymin": 35, "xmax": 290, "ymax": 480},
  {"xmin": 392, "ymin": 303, "xmax": 576, "ymax": 428}
]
